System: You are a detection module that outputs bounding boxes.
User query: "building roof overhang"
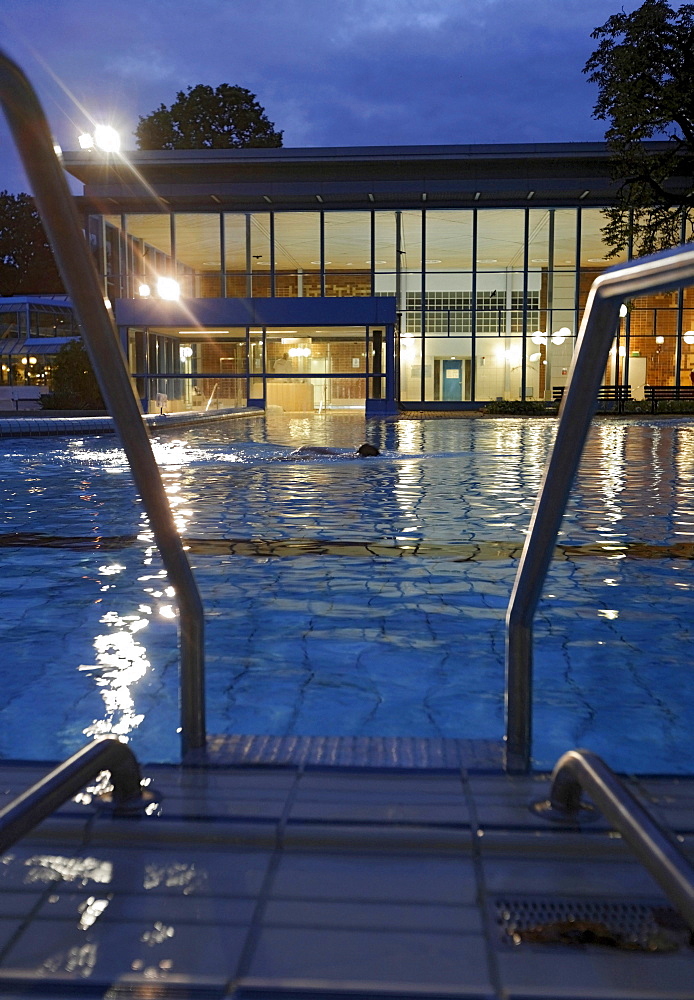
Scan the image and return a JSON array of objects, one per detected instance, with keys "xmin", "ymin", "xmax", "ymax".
[
  {"xmin": 59, "ymin": 141, "xmax": 654, "ymax": 213},
  {"xmin": 62, "ymin": 140, "xmax": 691, "ymax": 214}
]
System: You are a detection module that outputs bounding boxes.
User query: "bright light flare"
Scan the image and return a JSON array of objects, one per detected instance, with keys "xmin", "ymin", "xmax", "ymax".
[
  {"xmin": 157, "ymin": 277, "xmax": 180, "ymax": 301},
  {"xmin": 94, "ymin": 125, "xmax": 121, "ymax": 152}
]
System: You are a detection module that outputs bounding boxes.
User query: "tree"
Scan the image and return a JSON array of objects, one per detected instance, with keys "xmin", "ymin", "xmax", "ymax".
[
  {"xmin": 584, "ymin": 0, "xmax": 694, "ymax": 257},
  {"xmin": 41, "ymin": 341, "xmax": 105, "ymax": 411},
  {"xmin": 134, "ymin": 84, "xmax": 283, "ymax": 150},
  {"xmin": 0, "ymin": 192, "xmax": 63, "ymax": 295}
]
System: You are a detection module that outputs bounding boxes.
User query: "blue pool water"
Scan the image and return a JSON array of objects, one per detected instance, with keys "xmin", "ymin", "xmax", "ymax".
[{"xmin": 1, "ymin": 412, "xmax": 693, "ymax": 773}]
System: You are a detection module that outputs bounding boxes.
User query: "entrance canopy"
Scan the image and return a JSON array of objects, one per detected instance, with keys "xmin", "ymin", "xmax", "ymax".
[{"xmin": 115, "ymin": 295, "xmax": 396, "ymax": 330}]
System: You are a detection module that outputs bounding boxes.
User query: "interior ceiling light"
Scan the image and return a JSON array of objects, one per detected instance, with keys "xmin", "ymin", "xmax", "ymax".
[{"xmin": 684, "ymin": 331, "xmax": 694, "ymax": 344}]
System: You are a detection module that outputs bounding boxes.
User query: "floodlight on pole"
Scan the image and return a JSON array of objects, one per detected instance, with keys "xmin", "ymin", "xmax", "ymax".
[{"xmin": 77, "ymin": 126, "xmax": 121, "ymax": 153}]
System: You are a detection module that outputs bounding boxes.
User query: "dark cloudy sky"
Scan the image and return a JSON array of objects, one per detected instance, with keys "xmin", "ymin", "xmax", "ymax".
[{"xmin": 0, "ymin": 0, "xmax": 659, "ymax": 195}]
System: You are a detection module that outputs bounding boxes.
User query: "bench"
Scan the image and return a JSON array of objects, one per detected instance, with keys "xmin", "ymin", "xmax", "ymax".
[
  {"xmin": 644, "ymin": 385, "xmax": 694, "ymax": 413},
  {"xmin": 553, "ymin": 385, "xmax": 631, "ymax": 411},
  {"xmin": 10, "ymin": 390, "xmax": 41, "ymax": 411}
]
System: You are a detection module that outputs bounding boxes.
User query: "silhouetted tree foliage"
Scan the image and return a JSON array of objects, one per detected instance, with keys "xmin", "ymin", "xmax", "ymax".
[
  {"xmin": 0, "ymin": 192, "xmax": 63, "ymax": 295},
  {"xmin": 584, "ymin": 0, "xmax": 694, "ymax": 258},
  {"xmin": 134, "ymin": 83, "xmax": 283, "ymax": 150},
  {"xmin": 41, "ymin": 340, "xmax": 105, "ymax": 411}
]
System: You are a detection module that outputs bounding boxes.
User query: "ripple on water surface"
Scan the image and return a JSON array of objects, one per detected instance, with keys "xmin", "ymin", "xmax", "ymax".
[{"xmin": 0, "ymin": 415, "xmax": 693, "ymax": 772}]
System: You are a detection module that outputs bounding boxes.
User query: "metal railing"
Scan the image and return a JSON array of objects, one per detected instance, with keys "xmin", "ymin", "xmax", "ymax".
[
  {"xmin": 0, "ymin": 738, "xmax": 148, "ymax": 854},
  {"xmin": 533, "ymin": 749, "xmax": 694, "ymax": 931},
  {"xmin": 506, "ymin": 243, "xmax": 694, "ymax": 773},
  {"xmin": 0, "ymin": 50, "xmax": 206, "ymax": 757}
]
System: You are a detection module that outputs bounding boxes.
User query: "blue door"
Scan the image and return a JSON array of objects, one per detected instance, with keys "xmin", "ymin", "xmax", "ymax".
[{"xmin": 442, "ymin": 360, "xmax": 463, "ymax": 401}]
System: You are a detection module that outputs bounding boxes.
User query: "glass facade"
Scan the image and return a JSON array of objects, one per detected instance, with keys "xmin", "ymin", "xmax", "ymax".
[
  {"xmin": 0, "ymin": 299, "xmax": 81, "ymax": 391},
  {"xmin": 94, "ymin": 207, "xmax": 694, "ymax": 411}
]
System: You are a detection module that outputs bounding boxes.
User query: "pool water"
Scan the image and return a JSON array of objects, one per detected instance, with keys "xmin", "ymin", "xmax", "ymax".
[{"xmin": 1, "ymin": 412, "xmax": 693, "ymax": 773}]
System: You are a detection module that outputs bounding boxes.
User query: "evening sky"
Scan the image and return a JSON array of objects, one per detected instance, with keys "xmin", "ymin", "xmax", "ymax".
[{"xmin": 0, "ymin": 0, "xmax": 671, "ymax": 195}]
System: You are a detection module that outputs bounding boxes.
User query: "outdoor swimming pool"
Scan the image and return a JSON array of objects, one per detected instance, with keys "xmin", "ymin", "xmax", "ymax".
[{"xmin": 1, "ymin": 412, "xmax": 693, "ymax": 773}]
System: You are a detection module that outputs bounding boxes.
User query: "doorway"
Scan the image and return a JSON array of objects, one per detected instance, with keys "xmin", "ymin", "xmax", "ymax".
[{"xmin": 434, "ymin": 357, "xmax": 471, "ymax": 402}]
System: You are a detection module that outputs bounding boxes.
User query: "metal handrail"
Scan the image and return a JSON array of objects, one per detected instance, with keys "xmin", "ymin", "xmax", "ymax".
[
  {"xmin": 533, "ymin": 749, "xmax": 694, "ymax": 931},
  {"xmin": 0, "ymin": 738, "xmax": 147, "ymax": 854},
  {"xmin": 0, "ymin": 51, "xmax": 206, "ymax": 756},
  {"xmin": 506, "ymin": 243, "xmax": 694, "ymax": 773}
]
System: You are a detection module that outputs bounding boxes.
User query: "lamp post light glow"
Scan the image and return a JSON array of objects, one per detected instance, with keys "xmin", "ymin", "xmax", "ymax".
[
  {"xmin": 77, "ymin": 126, "xmax": 121, "ymax": 153},
  {"xmin": 94, "ymin": 125, "xmax": 120, "ymax": 152}
]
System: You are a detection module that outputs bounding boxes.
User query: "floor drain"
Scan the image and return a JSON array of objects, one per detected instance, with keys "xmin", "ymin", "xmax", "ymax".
[{"xmin": 493, "ymin": 896, "xmax": 693, "ymax": 952}]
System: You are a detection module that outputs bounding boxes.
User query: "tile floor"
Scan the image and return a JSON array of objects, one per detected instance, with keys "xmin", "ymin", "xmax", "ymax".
[{"xmin": 0, "ymin": 757, "xmax": 691, "ymax": 998}]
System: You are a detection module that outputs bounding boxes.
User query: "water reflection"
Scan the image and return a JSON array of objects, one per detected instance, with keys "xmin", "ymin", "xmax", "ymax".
[
  {"xmin": 81, "ymin": 580, "xmax": 150, "ymax": 741},
  {"xmin": 4, "ymin": 415, "xmax": 694, "ymax": 771}
]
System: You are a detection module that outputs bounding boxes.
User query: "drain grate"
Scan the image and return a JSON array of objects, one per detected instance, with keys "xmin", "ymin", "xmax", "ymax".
[{"xmin": 494, "ymin": 896, "xmax": 693, "ymax": 952}]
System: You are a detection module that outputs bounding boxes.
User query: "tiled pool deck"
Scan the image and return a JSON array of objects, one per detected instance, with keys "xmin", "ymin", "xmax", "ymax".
[{"xmin": 0, "ymin": 756, "xmax": 693, "ymax": 998}]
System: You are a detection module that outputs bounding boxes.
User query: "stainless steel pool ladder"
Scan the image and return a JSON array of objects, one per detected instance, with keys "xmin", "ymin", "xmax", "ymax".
[
  {"xmin": 506, "ymin": 243, "xmax": 694, "ymax": 774},
  {"xmin": 0, "ymin": 738, "xmax": 149, "ymax": 855},
  {"xmin": 0, "ymin": 51, "xmax": 206, "ymax": 757},
  {"xmin": 535, "ymin": 749, "xmax": 694, "ymax": 932}
]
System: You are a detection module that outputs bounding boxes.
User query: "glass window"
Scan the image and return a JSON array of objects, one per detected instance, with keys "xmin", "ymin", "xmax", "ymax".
[
  {"xmin": 425, "ymin": 210, "xmax": 474, "ymax": 272},
  {"xmin": 126, "ymin": 215, "xmax": 171, "ymax": 257},
  {"xmin": 475, "ymin": 336, "xmax": 525, "ymax": 401},
  {"xmin": 579, "ymin": 208, "xmax": 628, "ymax": 311},
  {"xmin": 249, "ymin": 214, "xmax": 272, "ymax": 296},
  {"xmin": 323, "ymin": 212, "xmax": 371, "ymax": 296},
  {"xmin": 374, "ymin": 211, "xmax": 397, "ymax": 272},
  {"xmin": 399, "ymin": 335, "xmax": 423, "ymax": 402},
  {"xmin": 477, "ymin": 210, "xmax": 526, "ymax": 271},
  {"xmin": 224, "ymin": 214, "xmax": 247, "ymax": 296},
  {"xmin": 174, "ymin": 214, "xmax": 221, "ymax": 297},
  {"xmin": 126, "ymin": 215, "xmax": 173, "ymax": 294},
  {"xmin": 274, "ymin": 213, "xmax": 319, "ymax": 297},
  {"xmin": 400, "ymin": 211, "xmax": 422, "ymax": 271}
]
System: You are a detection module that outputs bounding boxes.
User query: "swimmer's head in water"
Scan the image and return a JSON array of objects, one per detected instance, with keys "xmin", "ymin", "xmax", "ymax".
[{"xmin": 356, "ymin": 443, "xmax": 379, "ymax": 457}]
